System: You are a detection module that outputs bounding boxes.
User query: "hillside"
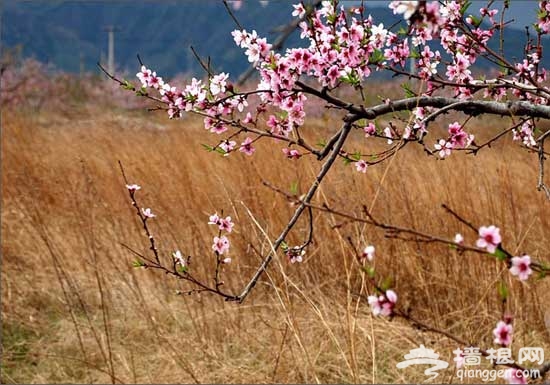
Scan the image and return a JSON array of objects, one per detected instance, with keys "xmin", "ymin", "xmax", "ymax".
[
  {"xmin": 2, "ymin": 1, "xmax": 327, "ymax": 77},
  {"xmin": 1, "ymin": 1, "xmax": 546, "ymax": 79}
]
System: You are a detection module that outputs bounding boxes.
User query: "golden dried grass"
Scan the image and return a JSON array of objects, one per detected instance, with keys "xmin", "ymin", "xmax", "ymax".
[{"xmin": 2, "ymin": 100, "xmax": 549, "ymax": 383}]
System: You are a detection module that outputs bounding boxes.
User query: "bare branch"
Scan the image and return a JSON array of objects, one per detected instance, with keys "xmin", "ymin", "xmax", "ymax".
[
  {"xmin": 222, "ymin": 0, "xmax": 244, "ymax": 30},
  {"xmin": 234, "ymin": 120, "xmax": 354, "ymax": 303},
  {"xmin": 189, "ymin": 46, "xmax": 213, "ymax": 77}
]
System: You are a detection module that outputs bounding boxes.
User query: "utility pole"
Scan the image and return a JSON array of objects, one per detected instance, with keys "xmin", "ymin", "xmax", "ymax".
[
  {"xmin": 102, "ymin": 25, "xmax": 121, "ymax": 74},
  {"xmin": 79, "ymin": 51, "xmax": 85, "ymax": 78}
]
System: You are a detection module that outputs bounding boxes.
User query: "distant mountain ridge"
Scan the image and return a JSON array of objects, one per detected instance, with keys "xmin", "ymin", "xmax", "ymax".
[{"xmin": 2, "ymin": 1, "xmax": 547, "ymax": 80}]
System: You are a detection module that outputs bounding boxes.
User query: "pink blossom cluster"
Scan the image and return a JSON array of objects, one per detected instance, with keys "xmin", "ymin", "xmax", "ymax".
[
  {"xmin": 368, "ymin": 289, "xmax": 397, "ymax": 317},
  {"xmin": 434, "ymin": 122, "xmax": 474, "ymax": 158},
  {"xmin": 133, "ymin": 1, "xmax": 550, "ymax": 161},
  {"xmin": 0, "ymin": 58, "xmax": 75, "ymax": 110},
  {"xmin": 474, "ymin": 225, "xmax": 533, "ymax": 281},
  {"xmin": 512, "ymin": 121, "xmax": 537, "ymax": 147},
  {"xmin": 136, "ymin": 63, "xmax": 259, "ymax": 156},
  {"xmin": 130, "ymin": 1, "xmax": 401, "ymax": 148},
  {"xmin": 209, "ymin": 213, "xmax": 234, "ymax": 264},
  {"xmin": 538, "ymin": 1, "xmax": 550, "ymax": 34},
  {"xmin": 285, "ymin": 246, "xmax": 305, "ymax": 264}
]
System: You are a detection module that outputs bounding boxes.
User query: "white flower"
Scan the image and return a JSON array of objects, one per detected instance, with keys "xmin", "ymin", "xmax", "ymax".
[
  {"xmin": 126, "ymin": 184, "xmax": 141, "ymax": 191},
  {"xmin": 362, "ymin": 245, "xmax": 375, "ymax": 261},
  {"xmin": 142, "ymin": 208, "xmax": 156, "ymax": 218},
  {"xmin": 454, "ymin": 233, "xmax": 464, "ymax": 244},
  {"xmin": 369, "ymin": 23, "xmax": 388, "ymax": 45},
  {"xmin": 383, "ymin": 127, "xmax": 393, "ymax": 144},
  {"xmin": 434, "ymin": 139, "xmax": 452, "ymax": 158},
  {"xmin": 389, "ymin": 1, "xmax": 419, "ymax": 21},
  {"xmin": 210, "ymin": 72, "xmax": 228, "ymax": 96},
  {"xmin": 173, "ymin": 250, "xmax": 186, "ymax": 267}
]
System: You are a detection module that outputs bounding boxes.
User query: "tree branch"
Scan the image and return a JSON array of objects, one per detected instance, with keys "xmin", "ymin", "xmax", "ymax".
[
  {"xmin": 537, "ymin": 130, "xmax": 550, "ymax": 199},
  {"xmin": 234, "ymin": 119, "xmax": 354, "ymax": 303}
]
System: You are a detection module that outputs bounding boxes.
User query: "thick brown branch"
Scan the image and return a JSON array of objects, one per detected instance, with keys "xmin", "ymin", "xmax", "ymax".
[{"xmin": 296, "ymin": 81, "xmax": 550, "ymax": 121}]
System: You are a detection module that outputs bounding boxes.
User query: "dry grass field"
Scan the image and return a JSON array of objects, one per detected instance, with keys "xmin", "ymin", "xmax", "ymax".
[{"xmin": 2, "ymin": 93, "xmax": 550, "ymax": 383}]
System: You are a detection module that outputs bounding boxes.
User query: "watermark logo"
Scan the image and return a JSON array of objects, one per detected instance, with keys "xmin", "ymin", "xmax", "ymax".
[
  {"xmin": 397, "ymin": 344, "xmax": 544, "ymax": 382},
  {"xmin": 396, "ymin": 344, "xmax": 449, "ymax": 380},
  {"xmin": 454, "ymin": 346, "xmax": 543, "ymax": 382}
]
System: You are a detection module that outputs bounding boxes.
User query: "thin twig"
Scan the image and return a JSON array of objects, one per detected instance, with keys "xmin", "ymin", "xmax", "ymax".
[
  {"xmin": 537, "ymin": 129, "xmax": 550, "ymax": 199},
  {"xmin": 189, "ymin": 46, "xmax": 214, "ymax": 77},
  {"xmin": 222, "ymin": 0, "xmax": 244, "ymax": 30},
  {"xmin": 118, "ymin": 161, "xmax": 238, "ymax": 300}
]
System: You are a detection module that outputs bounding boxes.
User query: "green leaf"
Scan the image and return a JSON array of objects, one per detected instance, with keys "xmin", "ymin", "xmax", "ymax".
[
  {"xmin": 401, "ymin": 83, "xmax": 416, "ymax": 98},
  {"xmin": 121, "ymin": 79, "xmax": 134, "ymax": 90},
  {"xmin": 201, "ymin": 144, "xmax": 214, "ymax": 152},
  {"xmin": 340, "ymin": 74, "xmax": 359, "ymax": 87},
  {"xmin": 468, "ymin": 14, "xmax": 481, "ymax": 27},
  {"xmin": 409, "ymin": 49, "xmax": 420, "ymax": 59},
  {"xmin": 132, "ymin": 260, "xmax": 145, "ymax": 268},
  {"xmin": 351, "ymin": 151, "xmax": 361, "ymax": 161},
  {"xmin": 343, "ymin": 157, "xmax": 352, "ymax": 166},
  {"xmin": 317, "ymin": 139, "xmax": 327, "ymax": 148},
  {"xmin": 281, "ymin": 241, "xmax": 289, "ymax": 252},
  {"xmin": 380, "ymin": 276, "xmax": 393, "ymax": 291},
  {"xmin": 357, "ymin": 119, "xmax": 367, "ymax": 127},
  {"xmin": 177, "ymin": 265, "xmax": 188, "ymax": 273},
  {"xmin": 497, "ymin": 281, "xmax": 508, "ymax": 300},
  {"xmin": 369, "ymin": 49, "xmax": 384, "ymax": 65},
  {"xmin": 363, "ymin": 266, "xmax": 376, "ymax": 278},
  {"xmin": 493, "ymin": 248, "xmax": 508, "ymax": 262},
  {"xmin": 460, "ymin": 0, "xmax": 472, "ymax": 16},
  {"xmin": 340, "ymin": 69, "xmax": 360, "ymax": 87},
  {"xmin": 496, "ymin": 59, "xmax": 510, "ymax": 75},
  {"xmin": 215, "ymin": 146, "xmax": 227, "ymax": 155},
  {"xmin": 276, "ymin": 110, "xmax": 289, "ymax": 120},
  {"xmin": 290, "ymin": 181, "xmax": 299, "ymax": 195},
  {"xmin": 136, "ymin": 87, "xmax": 148, "ymax": 96}
]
